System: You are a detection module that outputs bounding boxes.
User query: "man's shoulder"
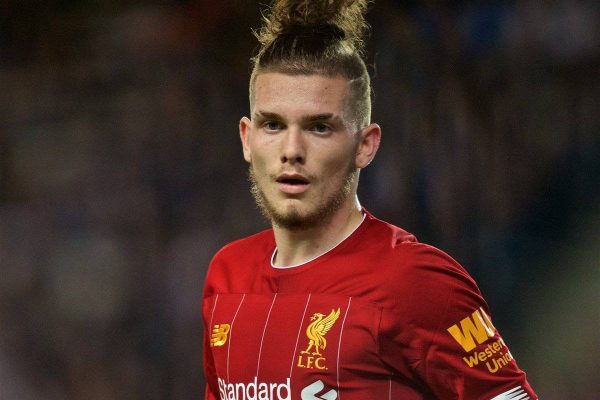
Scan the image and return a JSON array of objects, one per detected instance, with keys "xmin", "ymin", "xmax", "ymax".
[
  {"xmin": 365, "ymin": 212, "xmax": 454, "ymax": 265},
  {"xmin": 365, "ymin": 212, "xmax": 471, "ymax": 281},
  {"xmin": 203, "ymin": 229, "xmax": 274, "ymax": 296},
  {"xmin": 364, "ymin": 212, "xmax": 418, "ymax": 248},
  {"xmin": 211, "ymin": 228, "xmax": 275, "ymax": 264}
]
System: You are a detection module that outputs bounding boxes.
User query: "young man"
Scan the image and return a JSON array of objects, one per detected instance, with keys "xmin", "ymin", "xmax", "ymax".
[{"xmin": 202, "ymin": 1, "xmax": 537, "ymax": 399}]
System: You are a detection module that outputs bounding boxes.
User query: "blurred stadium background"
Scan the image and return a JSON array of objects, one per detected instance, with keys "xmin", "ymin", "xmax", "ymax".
[{"xmin": 0, "ymin": 1, "xmax": 598, "ymax": 399}]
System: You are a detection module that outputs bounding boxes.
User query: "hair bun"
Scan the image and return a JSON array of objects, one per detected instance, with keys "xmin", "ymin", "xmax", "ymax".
[
  {"xmin": 256, "ymin": 0, "xmax": 369, "ymax": 54},
  {"xmin": 279, "ymin": 23, "xmax": 346, "ymax": 40}
]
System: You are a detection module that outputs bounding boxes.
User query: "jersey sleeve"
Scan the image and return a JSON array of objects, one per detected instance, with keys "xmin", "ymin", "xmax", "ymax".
[
  {"xmin": 379, "ymin": 243, "xmax": 538, "ymax": 399},
  {"xmin": 202, "ymin": 294, "xmax": 220, "ymax": 400},
  {"xmin": 202, "ymin": 253, "xmax": 222, "ymax": 400}
]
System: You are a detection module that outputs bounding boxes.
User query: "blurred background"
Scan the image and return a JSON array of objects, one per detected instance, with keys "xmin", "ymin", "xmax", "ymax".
[{"xmin": 0, "ymin": 0, "xmax": 598, "ymax": 399}]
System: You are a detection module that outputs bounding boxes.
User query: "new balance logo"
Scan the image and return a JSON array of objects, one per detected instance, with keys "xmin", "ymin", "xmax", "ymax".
[
  {"xmin": 301, "ymin": 380, "xmax": 337, "ymax": 400},
  {"xmin": 447, "ymin": 307, "xmax": 496, "ymax": 352},
  {"xmin": 490, "ymin": 385, "xmax": 530, "ymax": 400},
  {"xmin": 211, "ymin": 324, "xmax": 231, "ymax": 347}
]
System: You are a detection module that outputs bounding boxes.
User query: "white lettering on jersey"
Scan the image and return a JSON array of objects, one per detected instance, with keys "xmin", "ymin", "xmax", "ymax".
[
  {"xmin": 301, "ymin": 380, "xmax": 337, "ymax": 400},
  {"xmin": 490, "ymin": 385, "xmax": 530, "ymax": 400},
  {"xmin": 217, "ymin": 377, "xmax": 291, "ymax": 400}
]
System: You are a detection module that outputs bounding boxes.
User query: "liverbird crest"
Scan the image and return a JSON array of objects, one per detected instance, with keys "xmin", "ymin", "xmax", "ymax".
[{"xmin": 301, "ymin": 308, "xmax": 341, "ymax": 356}]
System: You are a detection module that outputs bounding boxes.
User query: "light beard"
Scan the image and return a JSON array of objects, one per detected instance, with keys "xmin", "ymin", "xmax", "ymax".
[{"xmin": 248, "ymin": 164, "xmax": 357, "ymax": 231}]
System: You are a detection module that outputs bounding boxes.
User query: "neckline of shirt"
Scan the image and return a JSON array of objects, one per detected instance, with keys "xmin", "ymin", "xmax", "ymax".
[{"xmin": 270, "ymin": 212, "xmax": 367, "ymax": 270}]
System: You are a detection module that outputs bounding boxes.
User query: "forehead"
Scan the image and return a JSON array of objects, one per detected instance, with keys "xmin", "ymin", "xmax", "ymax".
[{"xmin": 252, "ymin": 73, "xmax": 349, "ymax": 117}]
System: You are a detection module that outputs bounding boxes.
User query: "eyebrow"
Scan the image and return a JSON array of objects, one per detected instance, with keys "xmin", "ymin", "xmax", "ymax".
[
  {"xmin": 253, "ymin": 111, "xmax": 282, "ymax": 122},
  {"xmin": 253, "ymin": 111, "xmax": 342, "ymax": 124}
]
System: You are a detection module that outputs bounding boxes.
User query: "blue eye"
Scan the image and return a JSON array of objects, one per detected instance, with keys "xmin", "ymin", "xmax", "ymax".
[
  {"xmin": 264, "ymin": 121, "xmax": 282, "ymax": 131},
  {"xmin": 311, "ymin": 123, "xmax": 331, "ymax": 134}
]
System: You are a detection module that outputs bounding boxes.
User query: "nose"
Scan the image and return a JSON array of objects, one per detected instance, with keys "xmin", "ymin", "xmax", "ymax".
[{"xmin": 280, "ymin": 127, "xmax": 305, "ymax": 164}]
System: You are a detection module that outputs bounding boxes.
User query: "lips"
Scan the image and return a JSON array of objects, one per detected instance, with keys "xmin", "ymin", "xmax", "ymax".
[{"xmin": 276, "ymin": 173, "xmax": 310, "ymax": 194}]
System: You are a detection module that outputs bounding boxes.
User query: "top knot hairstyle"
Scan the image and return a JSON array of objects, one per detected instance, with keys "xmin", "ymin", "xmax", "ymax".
[{"xmin": 249, "ymin": 0, "xmax": 373, "ymax": 130}]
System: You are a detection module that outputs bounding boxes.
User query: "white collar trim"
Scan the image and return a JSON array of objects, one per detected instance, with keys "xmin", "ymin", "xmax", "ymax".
[{"xmin": 270, "ymin": 212, "xmax": 367, "ymax": 269}]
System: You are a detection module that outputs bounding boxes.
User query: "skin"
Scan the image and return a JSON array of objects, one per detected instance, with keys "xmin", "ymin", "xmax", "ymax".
[{"xmin": 239, "ymin": 72, "xmax": 381, "ymax": 267}]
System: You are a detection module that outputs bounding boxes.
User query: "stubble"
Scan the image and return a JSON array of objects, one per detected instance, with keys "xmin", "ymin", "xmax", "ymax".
[{"xmin": 248, "ymin": 163, "xmax": 357, "ymax": 230}]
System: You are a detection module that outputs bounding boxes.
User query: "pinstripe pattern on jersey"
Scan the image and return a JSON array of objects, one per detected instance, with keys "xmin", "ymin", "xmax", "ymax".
[
  {"xmin": 226, "ymin": 293, "xmax": 246, "ymax": 383},
  {"xmin": 290, "ymin": 293, "xmax": 312, "ymax": 377},
  {"xmin": 336, "ymin": 297, "xmax": 352, "ymax": 399},
  {"xmin": 256, "ymin": 293, "xmax": 278, "ymax": 377},
  {"xmin": 208, "ymin": 293, "xmax": 220, "ymax": 341}
]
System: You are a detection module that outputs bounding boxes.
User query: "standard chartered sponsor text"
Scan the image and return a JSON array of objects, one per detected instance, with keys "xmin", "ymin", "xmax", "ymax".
[{"xmin": 218, "ymin": 377, "xmax": 291, "ymax": 400}]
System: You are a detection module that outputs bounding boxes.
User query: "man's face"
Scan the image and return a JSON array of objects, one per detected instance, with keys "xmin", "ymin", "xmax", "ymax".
[{"xmin": 240, "ymin": 72, "xmax": 361, "ymax": 230}]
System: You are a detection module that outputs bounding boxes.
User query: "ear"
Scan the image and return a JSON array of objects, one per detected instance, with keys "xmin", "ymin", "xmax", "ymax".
[
  {"xmin": 239, "ymin": 116, "xmax": 252, "ymax": 163},
  {"xmin": 355, "ymin": 123, "xmax": 381, "ymax": 169}
]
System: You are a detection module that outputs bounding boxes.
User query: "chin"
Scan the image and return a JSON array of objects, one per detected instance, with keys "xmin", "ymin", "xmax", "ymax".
[
  {"xmin": 274, "ymin": 198, "xmax": 351, "ymax": 231},
  {"xmin": 250, "ymin": 166, "xmax": 355, "ymax": 230},
  {"xmin": 271, "ymin": 204, "xmax": 316, "ymax": 230},
  {"xmin": 272, "ymin": 213, "xmax": 317, "ymax": 230}
]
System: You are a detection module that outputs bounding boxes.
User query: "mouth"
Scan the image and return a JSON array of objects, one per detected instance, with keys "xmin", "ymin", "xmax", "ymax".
[{"xmin": 276, "ymin": 174, "xmax": 310, "ymax": 194}]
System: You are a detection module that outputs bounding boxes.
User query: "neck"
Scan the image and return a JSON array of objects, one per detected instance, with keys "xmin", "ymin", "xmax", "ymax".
[{"xmin": 271, "ymin": 196, "xmax": 364, "ymax": 267}]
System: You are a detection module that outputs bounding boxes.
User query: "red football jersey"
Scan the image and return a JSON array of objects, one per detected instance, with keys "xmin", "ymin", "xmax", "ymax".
[{"xmin": 202, "ymin": 211, "xmax": 537, "ymax": 400}]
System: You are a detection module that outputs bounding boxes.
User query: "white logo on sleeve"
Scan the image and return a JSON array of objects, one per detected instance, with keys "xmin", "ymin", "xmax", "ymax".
[
  {"xmin": 490, "ymin": 386, "xmax": 530, "ymax": 400},
  {"xmin": 301, "ymin": 380, "xmax": 337, "ymax": 400}
]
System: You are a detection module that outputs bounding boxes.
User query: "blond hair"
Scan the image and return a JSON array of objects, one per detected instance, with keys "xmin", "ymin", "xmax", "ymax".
[{"xmin": 249, "ymin": 0, "xmax": 372, "ymax": 130}]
